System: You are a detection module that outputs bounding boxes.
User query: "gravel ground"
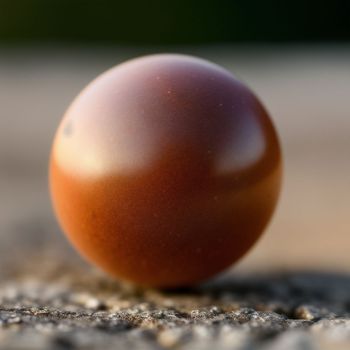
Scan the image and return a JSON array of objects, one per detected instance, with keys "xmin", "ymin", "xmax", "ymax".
[{"xmin": 1, "ymin": 266, "xmax": 350, "ymax": 349}]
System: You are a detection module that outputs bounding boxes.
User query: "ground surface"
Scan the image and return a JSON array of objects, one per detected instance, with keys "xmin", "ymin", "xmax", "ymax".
[
  {"xmin": 1, "ymin": 46, "xmax": 350, "ymax": 349},
  {"xmin": 2, "ymin": 261, "xmax": 350, "ymax": 349}
]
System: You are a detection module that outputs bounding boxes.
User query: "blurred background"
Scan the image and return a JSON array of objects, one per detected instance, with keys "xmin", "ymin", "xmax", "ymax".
[{"xmin": 0, "ymin": 0, "xmax": 349, "ymax": 275}]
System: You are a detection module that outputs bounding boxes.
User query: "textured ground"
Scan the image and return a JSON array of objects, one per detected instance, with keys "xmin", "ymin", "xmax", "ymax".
[{"xmin": 2, "ymin": 266, "xmax": 350, "ymax": 350}]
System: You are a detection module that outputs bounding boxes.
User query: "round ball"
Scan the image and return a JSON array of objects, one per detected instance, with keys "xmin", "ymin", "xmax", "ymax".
[{"xmin": 50, "ymin": 54, "xmax": 282, "ymax": 287}]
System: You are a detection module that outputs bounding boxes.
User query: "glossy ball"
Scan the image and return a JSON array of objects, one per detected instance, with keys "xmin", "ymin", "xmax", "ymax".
[{"xmin": 50, "ymin": 54, "xmax": 282, "ymax": 287}]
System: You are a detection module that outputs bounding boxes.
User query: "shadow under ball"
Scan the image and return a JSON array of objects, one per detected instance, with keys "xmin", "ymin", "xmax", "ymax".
[{"xmin": 50, "ymin": 54, "xmax": 282, "ymax": 288}]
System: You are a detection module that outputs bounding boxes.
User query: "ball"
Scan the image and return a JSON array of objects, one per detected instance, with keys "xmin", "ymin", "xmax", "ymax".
[{"xmin": 50, "ymin": 54, "xmax": 282, "ymax": 287}]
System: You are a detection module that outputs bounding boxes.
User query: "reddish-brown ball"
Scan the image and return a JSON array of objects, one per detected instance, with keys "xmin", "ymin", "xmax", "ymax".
[{"xmin": 50, "ymin": 54, "xmax": 282, "ymax": 288}]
